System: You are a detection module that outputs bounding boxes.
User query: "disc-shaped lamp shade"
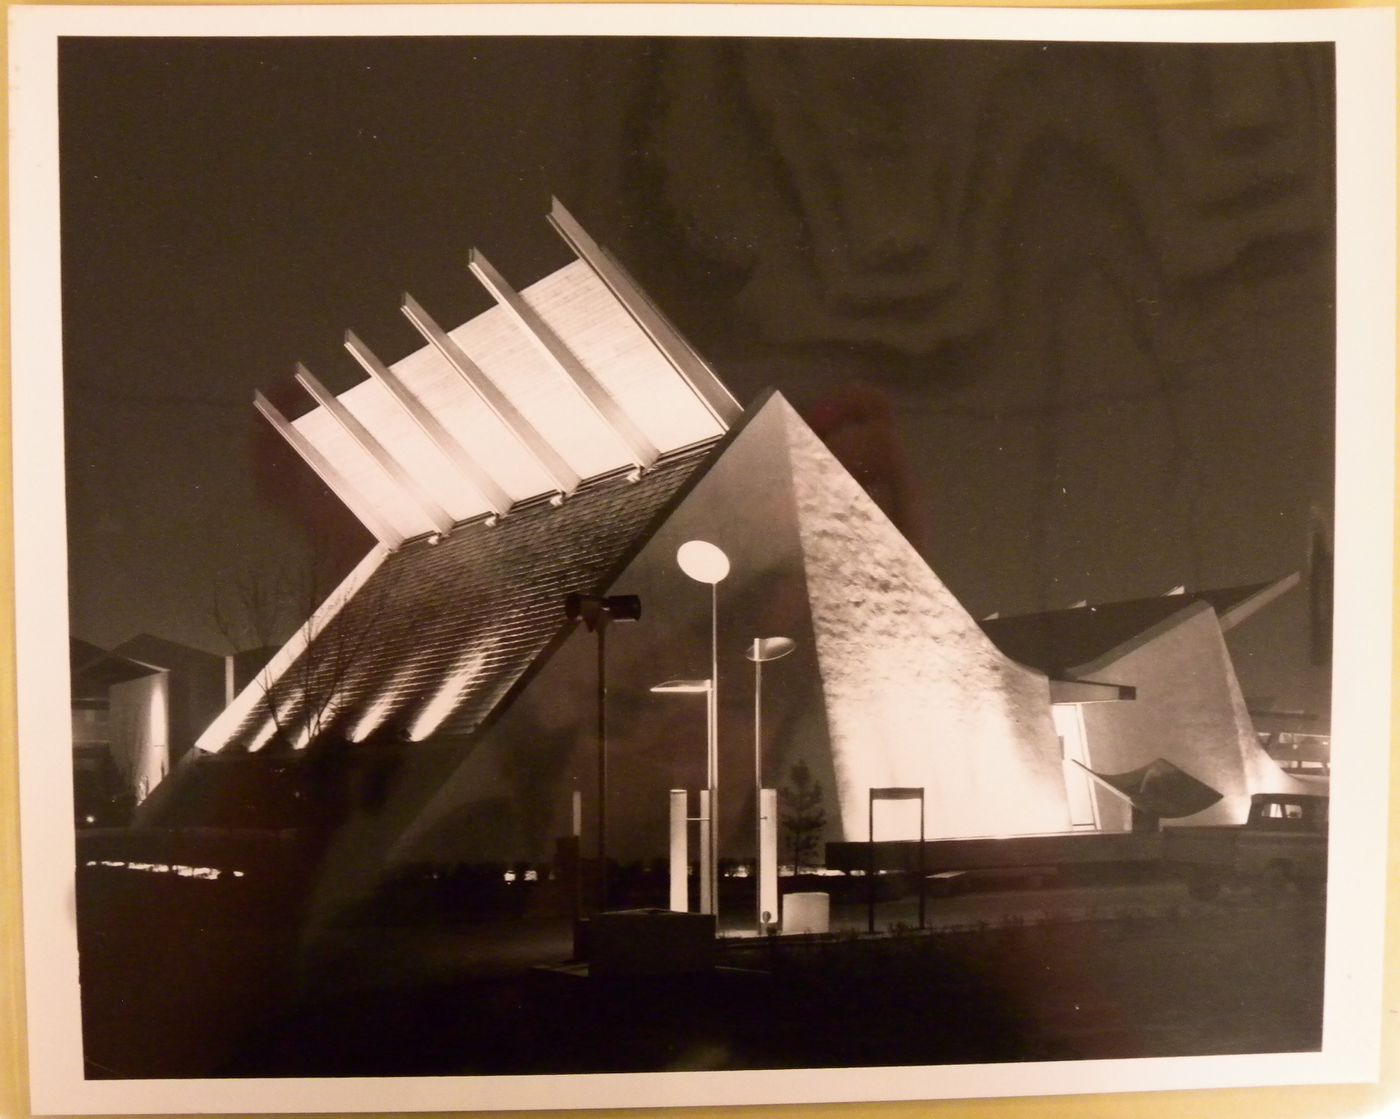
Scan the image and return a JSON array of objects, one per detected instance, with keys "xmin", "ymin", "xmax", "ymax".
[
  {"xmin": 746, "ymin": 636, "xmax": 796, "ymax": 663},
  {"xmin": 677, "ymin": 540, "xmax": 730, "ymax": 584}
]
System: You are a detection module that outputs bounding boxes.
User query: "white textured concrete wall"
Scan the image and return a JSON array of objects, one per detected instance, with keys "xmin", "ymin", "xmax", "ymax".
[{"xmin": 778, "ymin": 402, "xmax": 1070, "ymax": 840}]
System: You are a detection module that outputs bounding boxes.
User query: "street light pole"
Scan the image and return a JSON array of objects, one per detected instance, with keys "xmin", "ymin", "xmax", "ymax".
[
  {"xmin": 746, "ymin": 636, "xmax": 795, "ymax": 933},
  {"xmin": 565, "ymin": 592, "xmax": 641, "ymax": 912},
  {"xmin": 708, "ymin": 579, "xmax": 719, "ymax": 915},
  {"xmin": 596, "ymin": 619, "xmax": 607, "ymax": 908},
  {"xmin": 676, "ymin": 541, "xmax": 730, "ymax": 925}
]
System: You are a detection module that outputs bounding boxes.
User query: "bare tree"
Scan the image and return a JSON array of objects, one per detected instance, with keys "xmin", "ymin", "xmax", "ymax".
[{"xmin": 209, "ymin": 555, "xmax": 393, "ymax": 753}]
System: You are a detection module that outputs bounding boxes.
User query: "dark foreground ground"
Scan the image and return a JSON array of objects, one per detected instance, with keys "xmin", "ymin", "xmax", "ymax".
[{"xmin": 78, "ymin": 869, "xmax": 1325, "ymax": 1078}]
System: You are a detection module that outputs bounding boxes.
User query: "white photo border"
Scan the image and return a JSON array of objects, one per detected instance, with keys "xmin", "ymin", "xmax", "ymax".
[{"xmin": 9, "ymin": 4, "xmax": 1396, "ymax": 1115}]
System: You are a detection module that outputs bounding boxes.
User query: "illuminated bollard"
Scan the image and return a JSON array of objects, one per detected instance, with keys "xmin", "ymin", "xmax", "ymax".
[
  {"xmin": 698, "ymin": 789, "xmax": 712, "ymax": 916},
  {"xmin": 669, "ymin": 789, "xmax": 688, "ymax": 912},
  {"xmin": 759, "ymin": 788, "xmax": 778, "ymax": 929}
]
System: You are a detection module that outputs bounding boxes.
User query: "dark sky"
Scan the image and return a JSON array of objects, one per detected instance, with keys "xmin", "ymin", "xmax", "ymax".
[{"xmin": 58, "ymin": 35, "xmax": 1335, "ymax": 708}]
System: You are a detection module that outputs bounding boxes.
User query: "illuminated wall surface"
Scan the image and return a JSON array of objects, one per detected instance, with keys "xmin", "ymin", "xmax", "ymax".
[
  {"xmin": 783, "ymin": 404, "xmax": 1072, "ymax": 840},
  {"xmin": 108, "ymin": 671, "xmax": 169, "ymax": 802}
]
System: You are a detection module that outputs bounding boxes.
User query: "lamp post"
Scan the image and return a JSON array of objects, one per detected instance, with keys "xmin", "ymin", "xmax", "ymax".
[
  {"xmin": 675, "ymin": 540, "xmax": 729, "ymax": 923},
  {"xmin": 745, "ymin": 636, "xmax": 795, "ymax": 932},
  {"xmin": 650, "ymin": 678, "xmax": 714, "ymax": 914},
  {"xmin": 564, "ymin": 592, "xmax": 641, "ymax": 912}
]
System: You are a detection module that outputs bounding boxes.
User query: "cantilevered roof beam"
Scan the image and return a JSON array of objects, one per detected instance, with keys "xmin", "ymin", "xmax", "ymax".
[
  {"xmin": 548, "ymin": 198, "xmax": 741, "ymax": 430},
  {"xmin": 294, "ymin": 363, "xmax": 456, "ymax": 538},
  {"xmin": 469, "ymin": 248, "xmax": 661, "ymax": 470},
  {"xmin": 343, "ymin": 330, "xmax": 512, "ymax": 517},
  {"xmin": 254, "ymin": 390, "xmax": 404, "ymax": 550},
  {"xmin": 400, "ymin": 292, "xmax": 581, "ymax": 496}
]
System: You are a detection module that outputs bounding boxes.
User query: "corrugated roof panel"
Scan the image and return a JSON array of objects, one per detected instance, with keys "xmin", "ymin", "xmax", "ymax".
[
  {"xmin": 447, "ymin": 301, "xmax": 631, "ymax": 481},
  {"xmin": 337, "ymin": 375, "xmax": 488, "ymax": 523},
  {"xmin": 389, "ymin": 339, "xmax": 556, "ymax": 503},
  {"xmin": 292, "ymin": 408, "xmax": 435, "ymax": 541},
  {"xmin": 523, "ymin": 260, "xmax": 724, "ymax": 453}
]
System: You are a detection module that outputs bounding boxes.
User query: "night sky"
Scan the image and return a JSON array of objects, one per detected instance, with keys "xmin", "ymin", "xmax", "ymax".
[{"xmin": 58, "ymin": 35, "xmax": 1335, "ymax": 711}]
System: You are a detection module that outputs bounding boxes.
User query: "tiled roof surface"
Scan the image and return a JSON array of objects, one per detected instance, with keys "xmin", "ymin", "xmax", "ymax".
[
  {"xmin": 979, "ymin": 584, "xmax": 1268, "ymax": 676},
  {"xmin": 224, "ymin": 443, "xmax": 715, "ymax": 753}
]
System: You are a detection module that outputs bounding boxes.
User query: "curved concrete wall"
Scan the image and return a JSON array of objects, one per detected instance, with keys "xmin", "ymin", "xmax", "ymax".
[{"xmin": 1074, "ymin": 602, "xmax": 1315, "ymax": 827}]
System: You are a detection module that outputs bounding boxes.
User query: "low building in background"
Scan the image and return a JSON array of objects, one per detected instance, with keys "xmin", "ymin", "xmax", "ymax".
[{"xmin": 70, "ymin": 634, "xmax": 265, "ymax": 822}]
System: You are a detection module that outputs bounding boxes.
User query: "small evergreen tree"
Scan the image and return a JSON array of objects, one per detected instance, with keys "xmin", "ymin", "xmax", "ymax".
[{"xmin": 780, "ymin": 760, "xmax": 826, "ymax": 872}]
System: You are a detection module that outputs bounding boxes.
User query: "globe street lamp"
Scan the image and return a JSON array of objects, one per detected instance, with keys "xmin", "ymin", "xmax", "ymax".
[
  {"xmin": 675, "ymin": 540, "xmax": 729, "ymax": 922},
  {"xmin": 745, "ymin": 636, "xmax": 795, "ymax": 932},
  {"xmin": 564, "ymin": 591, "xmax": 641, "ymax": 911}
]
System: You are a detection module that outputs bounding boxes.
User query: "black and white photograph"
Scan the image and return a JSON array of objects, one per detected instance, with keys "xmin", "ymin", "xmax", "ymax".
[{"xmin": 8, "ymin": 4, "xmax": 1395, "ymax": 1114}]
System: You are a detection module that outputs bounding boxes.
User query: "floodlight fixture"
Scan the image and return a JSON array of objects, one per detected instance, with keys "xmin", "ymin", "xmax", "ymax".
[{"xmin": 565, "ymin": 592, "xmax": 642, "ymax": 631}]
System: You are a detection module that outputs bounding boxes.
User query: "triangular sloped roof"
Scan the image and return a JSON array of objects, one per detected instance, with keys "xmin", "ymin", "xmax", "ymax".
[
  {"xmin": 979, "ymin": 584, "xmax": 1276, "ymax": 677},
  {"xmin": 112, "ymin": 633, "xmax": 223, "ymax": 672},
  {"xmin": 70, "ymin": 637, "xmax": 163, "ymax": 693},
  {"xmin": 214, "ymin": 443, "xmax": 718, "ymax": 754}
]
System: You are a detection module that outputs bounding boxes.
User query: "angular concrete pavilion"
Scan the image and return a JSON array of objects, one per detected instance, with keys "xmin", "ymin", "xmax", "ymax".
[{"xmin": 162, "ymin": 202, "xmax": 1313, "ymax": 918}]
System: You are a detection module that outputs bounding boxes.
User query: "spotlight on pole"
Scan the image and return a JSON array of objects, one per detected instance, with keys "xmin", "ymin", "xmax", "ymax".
[
  {"xmin": 564, "ymin": 592, "xmax": 641, "ymax": 912},
  {"xmin": 675, "ymin": 540, "xmax": 729, "ymax": 927},
  {"xmin": 746, "ymin": 636, "xmax": 795, "ymax": 933},
  {"xmin": 565, "ymin": 592, "xmax": 642, "ymax": 629}
]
